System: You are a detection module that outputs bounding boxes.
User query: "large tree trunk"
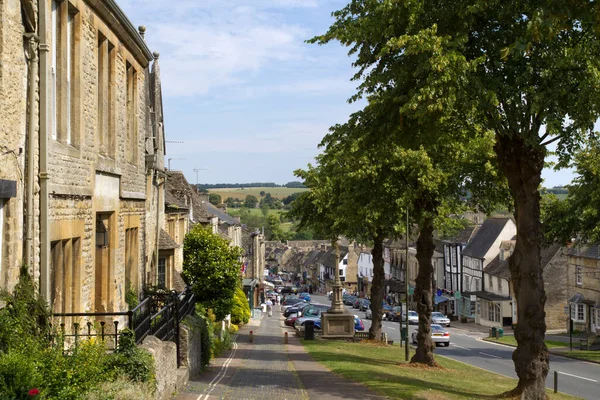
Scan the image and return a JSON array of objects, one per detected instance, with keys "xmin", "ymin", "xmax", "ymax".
[
  {"xmin": 410, "ymin": 216, "xmax": 438, "ymax": 366},
  {"xmin": 368, "ymin": 233, "xmax": 385, "ymax": 340},
  {"xmin": 495, "ymin": 134, "xmax": 549, "ymax": 400}
]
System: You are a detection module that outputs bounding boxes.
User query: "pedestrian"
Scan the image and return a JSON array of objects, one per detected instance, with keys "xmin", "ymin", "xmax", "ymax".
[{"xmin": 266, "ymin": 299, "xmax": 273, "ymax": 317}]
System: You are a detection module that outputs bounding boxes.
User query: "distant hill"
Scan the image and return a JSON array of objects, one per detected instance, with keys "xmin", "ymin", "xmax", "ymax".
[
  {"xmin": 207, "ymin": 187, "xmax": 308, "ymax": 201},
  {"xmin": 196, "ymin": 181, "xmax": 306, "ymax": 190}
]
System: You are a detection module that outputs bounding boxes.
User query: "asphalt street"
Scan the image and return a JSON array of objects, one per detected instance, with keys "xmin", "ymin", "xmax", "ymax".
[{"xmin": 310, "ymin": 294, "xmax": 599, "ymax": 400}]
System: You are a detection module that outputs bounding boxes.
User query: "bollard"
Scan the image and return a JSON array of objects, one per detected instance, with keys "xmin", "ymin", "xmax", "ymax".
[
  {"xmin": 554, "ymin": 371, "xmax": 558, "ymax": 393},
  {"xmin": 284, "ymin": 332, "xmax": 288, "ymax": 344},
  {"xmin": 249, "ymin": 330, "xmax": 254, "ymax": 343}
]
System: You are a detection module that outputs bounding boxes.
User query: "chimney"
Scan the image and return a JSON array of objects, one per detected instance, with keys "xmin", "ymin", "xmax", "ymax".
[
  {"xmin": 234, "ymin": 216, "xmax": 241, "ymax": 224},
  {"xmin": 197, "ymin": 192, "xmax": 209, "ymax": 202}
]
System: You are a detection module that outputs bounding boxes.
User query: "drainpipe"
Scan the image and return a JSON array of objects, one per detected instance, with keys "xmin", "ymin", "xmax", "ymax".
[
  {"xmin": 24, "ymin": 31, "xmax": 39, "ymax": 268},
  {"xmin": 38, "ymin": 0, "xmax": 51, "ymax": 301},
  {"xmin": 155, "ymin": 171, "xmax": 164, "ymax": 286}
]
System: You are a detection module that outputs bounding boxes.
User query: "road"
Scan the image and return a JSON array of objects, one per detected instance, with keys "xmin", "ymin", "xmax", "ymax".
[{"xmin": 309, "ymin": 294, "xmax": 599, "ymax": 400}]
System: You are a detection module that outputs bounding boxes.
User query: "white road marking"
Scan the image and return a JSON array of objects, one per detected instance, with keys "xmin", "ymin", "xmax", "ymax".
[
  {"xmin": 479, "ymin": 351, "xmax": 502, "ymax": 359},
  {"xmin": 197, "ymin": 335, "xmax": 239, "ymax": 400},
  {"xmin": 452, "ymin": 344, "xmax": 470, "ymax": 350},
  {"xmin": 557, "ymin": 371, "xmax": 598, "ymax": 383}
]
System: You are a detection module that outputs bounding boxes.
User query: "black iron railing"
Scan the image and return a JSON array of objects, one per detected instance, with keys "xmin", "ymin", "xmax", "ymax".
[{"xmin": 51, "ymin": 287, "xmax": 196, "ymax": 367}]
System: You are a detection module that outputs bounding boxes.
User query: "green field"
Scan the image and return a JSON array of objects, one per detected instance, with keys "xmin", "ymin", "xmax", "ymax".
[{"xmin": 207, "ymin": 186, "xmax": 308, "ymax": 200}]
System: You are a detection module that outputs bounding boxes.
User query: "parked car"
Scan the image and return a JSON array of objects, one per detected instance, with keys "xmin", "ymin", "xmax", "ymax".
[
  {"xmin": 283, "ymin": 302, "xmax": 309, "ymax": 318},
  {"xmin": 358, "ymin": 299, "xmax": 371, "ymax": 311},
  {"xmin": 385, "ymin": 306, "xmax": 404, "ymax": 322},
  {"xmin": 352, "ymin": 297, "xmax": 364, "ymax": 309},
  {"xmin": 407, "ymin": 310, "xmax": 419, "ymax": 325},
  {"xmin": 299, "ymin": 292, "xmax": 311, "ymax": 302},
  {"xmin": 294, "ymin": 305, "xmax": 331, "ymax": 328},
  {"xmin": 282, "ymin": 298, "xmax": 304, "ymax": 311},
  {"xmin": 411, "ymin": 324, "xmax": 450, "ymax": 346},
  {"xmin": 343, "ymin": 295, "xmax": 357, "ymax": 306},
  {"xmin": 431, "ymin": 312, "xmax": 451, "ymax": 327}
]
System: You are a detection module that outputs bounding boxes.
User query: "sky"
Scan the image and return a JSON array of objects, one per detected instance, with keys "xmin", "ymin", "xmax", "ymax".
[{"xmin": 118, "ymin": 0, "xmax": 574, "ymax": 188}]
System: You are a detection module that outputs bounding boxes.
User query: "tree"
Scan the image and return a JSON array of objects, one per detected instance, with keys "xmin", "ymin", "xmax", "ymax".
[
  {"xmin": 224, "ymin": 197, "xmax": 236, "ymax": 208},
  {"xmin": 282, "ymin": 192, "xmax": 302, "ymax": 205},
  {"xmin": 312, "ymin": 1, "xmax": 600, "ymax": 396},
  {"xmin": 543, "ymin": 138, "xmax": 600, "ymax": 244},
  {"xmin": 259, "ymin": 190, "xmax": 266, "ymax": 197},
  {"xmin": 266, "ymin": 213, "xmax": 285, "ymax": 241},
  {"xmin": 209, "ymin": 193, "xmax": 222, "ymax": 206},
  {"xmin": 244, "ymin": 195, "xmax": 258, "ymax": 209},
  {"xmin": 260, "ymin": 204, "xmax": 269, "ymax": 217},
  {"xmin": 182, "ymin": 225, "xmax": 243, "ymax": 320}
]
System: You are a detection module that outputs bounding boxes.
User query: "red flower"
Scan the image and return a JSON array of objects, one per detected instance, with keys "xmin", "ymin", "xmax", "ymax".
[{"xmin": 28, "ymin": 388, "xmax": 39, "ymax": 396}]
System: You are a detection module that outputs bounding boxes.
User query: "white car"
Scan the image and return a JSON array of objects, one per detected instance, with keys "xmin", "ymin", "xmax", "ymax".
[
  {"xmin": 431, "ymin": 312, "xmax": 451, "ymax": 327},
  {"xmin": 411, "ymin": 324, "xmax": 450, "ymax": 346},
  {"xmin": 407, "ymin": 310, "xmax": 419, "ymax": 325}
]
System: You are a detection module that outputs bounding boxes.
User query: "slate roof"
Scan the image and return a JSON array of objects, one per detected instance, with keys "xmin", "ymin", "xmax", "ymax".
[
  {"xmin": 462, "ymin": 218, "xmax": 511, "ymax": 259},
  {"xmin": 158, "ymin": 229, "xmax": 179, "ymax": 250},
  {"xmin": 453, "ymin": 225, "xmax": 480, "ymax": 244},
  {"xmin": 567, "ymin": 244, "xmax": 600, "ymax": 259},
  {"xmin": 201, "ymin": 201, "xmax": 238, "ymax": 225},
  {"xmin": 484, "ymin": 243, "xmax": 563, "ymax": 280},
  {"xmin": 164, "ymin": 171, "xmax": 211, "ymax": 223}
]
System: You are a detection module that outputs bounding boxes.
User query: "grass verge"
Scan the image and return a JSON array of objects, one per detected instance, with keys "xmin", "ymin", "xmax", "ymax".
[
  {"xmin": 302, "ymin": 340, "xmax": 579, "ymax": 399},
  {"xmin": 483, "ymin": 336, "xmax": 568, "ymax": 349},
  {"xmin": 562, "ymin": 350, "xmax": 600, "ymax": 363}
]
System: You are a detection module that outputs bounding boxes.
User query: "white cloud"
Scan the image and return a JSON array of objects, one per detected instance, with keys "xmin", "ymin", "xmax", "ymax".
[{"xmin": 118, "ymin": 0, "xmax": 330, "ymax": 96}]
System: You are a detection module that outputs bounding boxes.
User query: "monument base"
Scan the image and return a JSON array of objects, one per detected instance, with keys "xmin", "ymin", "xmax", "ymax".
[{"xmin": 320, "ymin": 312, "xmax": 355, "ymax": 339}]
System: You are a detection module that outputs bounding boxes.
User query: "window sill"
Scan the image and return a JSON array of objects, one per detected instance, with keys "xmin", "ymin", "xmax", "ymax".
[{"xmin": 52, "ymin": 141, "xmax": 81, "ymax": 158}]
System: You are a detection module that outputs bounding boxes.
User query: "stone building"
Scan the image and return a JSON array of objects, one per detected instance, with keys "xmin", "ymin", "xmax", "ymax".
[
  {"xmin": 566, "ymin": 244, "xmax": 600, "ymax": 334},
  {"xmin": 0, "ymin": 1, "xmax": 168, "ymax": 316}
]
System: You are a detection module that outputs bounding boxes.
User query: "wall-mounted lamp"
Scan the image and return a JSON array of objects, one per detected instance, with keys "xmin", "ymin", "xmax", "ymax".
[{"xmin": 96, "ymin": 219, "xmax": 109, "ymax": 248}]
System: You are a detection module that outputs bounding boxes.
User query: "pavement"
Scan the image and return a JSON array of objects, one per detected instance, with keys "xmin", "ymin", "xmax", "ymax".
[{"xmin": 176, "ymin": 304, "xmax": 384, "ymax": 400}]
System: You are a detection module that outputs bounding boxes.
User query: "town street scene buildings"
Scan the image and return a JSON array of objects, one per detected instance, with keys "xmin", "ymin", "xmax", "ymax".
[{"xmin": 2, "ymin": 1, "xmax": 600, "ymax": 400}]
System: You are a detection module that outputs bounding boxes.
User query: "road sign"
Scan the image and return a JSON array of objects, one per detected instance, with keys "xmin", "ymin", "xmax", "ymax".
[
  {"xmin": 437, "ymin": 289, "xmax": 442, "ymax": 296},
  {"xmin": 470, "ymin": 294, "xmax": 477, "ymax": 302}
]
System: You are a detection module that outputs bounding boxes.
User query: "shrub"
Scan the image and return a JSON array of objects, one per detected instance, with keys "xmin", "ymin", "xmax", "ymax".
[
  {"xmin": 230, "ymin": 287, "xmax": 251, "ymax": 325},
  {"xmin": 105, "ymin": 330, "xmax": 155, "ymax": 384},
  {"xmin": 0, "ymin": 350, "xmax": 41, "ymax": 400},
  {"xmin": 228, "ymin": 324, "xmax": 239, "ymax": 334}
]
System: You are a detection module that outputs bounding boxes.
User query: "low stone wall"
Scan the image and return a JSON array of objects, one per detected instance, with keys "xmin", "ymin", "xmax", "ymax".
[
  {"xmin": 180, "ymin": 315, "xmax": 203, "ymax": 377},
  {"xmin": 140, "ymin": 336, "xmax": 178, "ymax": 400}
]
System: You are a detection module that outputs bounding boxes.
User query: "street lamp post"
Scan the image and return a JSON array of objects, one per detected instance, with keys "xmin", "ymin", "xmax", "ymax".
[{"xmin": 405, "ymin": 208, "xmax": 410, "ymax": 361}]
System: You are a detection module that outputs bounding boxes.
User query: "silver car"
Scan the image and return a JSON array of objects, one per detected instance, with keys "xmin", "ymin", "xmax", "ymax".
[
  {"xmin": 431, "ymin": 312, "xmax": 451, "ymax": 327},
  {"xmin": 411, "ymin": 324, "xmax": 450, "ymax": 346}
]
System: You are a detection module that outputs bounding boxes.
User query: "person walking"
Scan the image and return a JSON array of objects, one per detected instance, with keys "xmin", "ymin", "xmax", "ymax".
[{"xmin": 266, "ymin": 299, "xmax": 273, "ymax": 317}]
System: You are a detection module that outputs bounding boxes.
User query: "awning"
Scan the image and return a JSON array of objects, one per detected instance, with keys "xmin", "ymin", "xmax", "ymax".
[
  {"xmin": 434, "ymin": 295, "xmax": 449, "ymax": 305},
  {"xmin": 242, "ymin": 279, "xmax": 258, "ymax": 288},
  {"xmin": 262, "ymin": 281, "xmax": 274, "ymax": 288}
]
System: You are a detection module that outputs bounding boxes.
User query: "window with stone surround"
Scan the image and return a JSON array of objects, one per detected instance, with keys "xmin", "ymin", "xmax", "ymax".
[
  {"xmin": 488, "ymin": 275, "xmax": 493, "ymax": 290},
  {"xmin": 51, "ymin": 0, "xmax": 80, "ymax": 147},
  {"xmin": 498, "ymin": 278, "xmax": 503, "ymax": 293},
  {"xmin": 51, "ymin": 237, "xmax": 81, "ymax": 314},
  {"xmin": 158, "ymin": 257, "xmax": 166, "ymax": 288},
  {"xmin": 126, "ymin": 62, "xmax": 138, "ymax": 164},
  {"xmin": 576, "ymin": 266, "xmax": 583, "ymax": 286},
  {"xmin": 97, "ymin": 32, "xmax": 116, "ymax": 158},
  {"xmin": 570, "ymin": 303, "xmax": 586, "ymax": 322}
]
